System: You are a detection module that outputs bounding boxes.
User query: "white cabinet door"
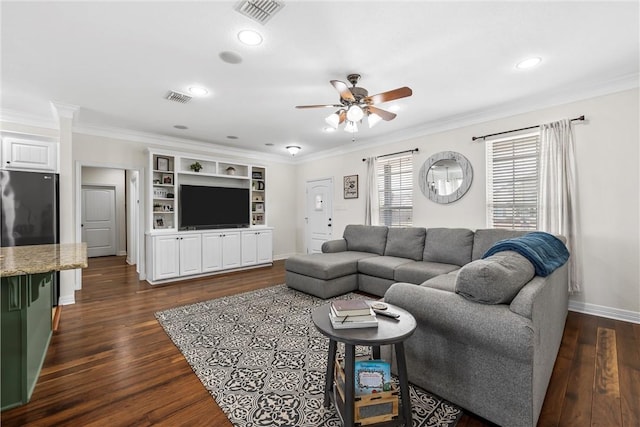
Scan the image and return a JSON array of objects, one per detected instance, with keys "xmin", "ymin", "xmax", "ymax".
[
  {"xmin": 222, "ymin": 232, "xmax": 242, "ymax": 269},
  {"xmin": 179, "ymin": 234, "xmax": 202, "ymax": 276},
  {"xmin": 242, "ymin": 230, "xmax": 273, "ymax": 266},
  {"xmin": 153, "ymin": 235, "xmax": 180, "ymax": 280},
  {"xmin": 256, "ymin": 230, "xmax": 273, "ymax": 264},
  {"xmin": 2, "ymin": 138, "xmax": 57, "ymax": 172},
  {"xmin": 202, "ymin": 232, "xmax": 223, "ymax": 272},
  {"xmin": 241, "ymin": 231, "xmax": 258, "ymax": 266}
]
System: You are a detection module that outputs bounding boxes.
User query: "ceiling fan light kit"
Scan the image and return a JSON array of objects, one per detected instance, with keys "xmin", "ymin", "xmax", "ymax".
[
  {"xmin": 296, "ymin": 73, "xmax": 412, "ymax": 134},
  {"xmin": 346, "ymin": 104, "xmax": 364, "ymax": 121},
  {"xmin": 325, "ymin": 112, "xmax": 341, "ymax": 129},
  {"xmin": 344, "ymin": 121, "xmax": 357, "ymax": 133}
]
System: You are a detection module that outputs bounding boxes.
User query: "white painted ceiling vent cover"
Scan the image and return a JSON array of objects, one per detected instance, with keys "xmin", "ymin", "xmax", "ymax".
[
  {"xmin": 166, "ymin": 91, "xmax": 192, "ymax": 104},
  {"xmin": 235, "ymin": 0, "xmax": 285, "ymax": 25}
]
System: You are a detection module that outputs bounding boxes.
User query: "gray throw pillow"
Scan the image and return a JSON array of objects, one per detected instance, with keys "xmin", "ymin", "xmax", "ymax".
[{"xmin": 455, "ymin": 251, "xmax": 535, "ymax": 304}]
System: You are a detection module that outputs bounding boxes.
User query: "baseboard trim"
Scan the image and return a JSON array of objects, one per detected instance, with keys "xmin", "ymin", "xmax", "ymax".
[
  {"xmin": 274, "ymin": 253, "xmax": 295, "ymax": 261},
  {"xmin": 569, "ymin": 300, "xmax": 640, "ymax": 324},
  {"xmin": 58, "ymin": 295, "xmax": 76, "ymax": 306}
]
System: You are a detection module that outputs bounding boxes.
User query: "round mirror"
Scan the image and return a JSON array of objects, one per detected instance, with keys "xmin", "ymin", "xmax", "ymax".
[{"xmin": 419, "ymin": 151, "xmax": 473, "ymax": 204}]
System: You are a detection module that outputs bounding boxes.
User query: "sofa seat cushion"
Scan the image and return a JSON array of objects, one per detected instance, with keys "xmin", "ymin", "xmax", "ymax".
[
  {"xmin": 455, "ymin": 251, "xmax": 535, "ymax": 304},
  {"xmin": 358, "ymin": 256, "xmax": 414, "ymax": 280},
  {"xmin": 384, "ymin": 227, "xmax": 426, "ymax": 261},
  {"xmin": 394, "ymin": 261, "xmax": 460, "ymax": 284},
  {"xmin": 285, "ymin": 251, "xmax": 378, "ymax": 280},
  {"xmin": 421, "ymin": 270, "xmax": 459, "ymax": 292},
  {"xmin": 423, "ymin": 228, "xmax": 474, "ymax": 266},
  {"xmin": 343, "ymin": 224, "xmax": 389, "ymax": 255}
]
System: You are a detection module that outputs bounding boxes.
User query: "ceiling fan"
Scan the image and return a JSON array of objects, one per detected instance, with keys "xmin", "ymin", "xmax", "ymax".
[{"xmin": 295, "ymin": 74, "xmax": 412, "ymax": 132}]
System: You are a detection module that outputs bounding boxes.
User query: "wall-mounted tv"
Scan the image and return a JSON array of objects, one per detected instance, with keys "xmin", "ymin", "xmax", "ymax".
[{"xmin": 179, "ymin": 185, "xmax": 250, "ymax": 230}]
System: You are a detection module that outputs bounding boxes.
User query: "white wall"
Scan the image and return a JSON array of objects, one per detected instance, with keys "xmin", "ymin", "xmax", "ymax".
[
  {"xmin": 295, "ymin": 88, "xmax": 639, "ymax": 318},
  {"xmin": 81, "ymin": 166, "xmax": 127, "ymax": 256}
]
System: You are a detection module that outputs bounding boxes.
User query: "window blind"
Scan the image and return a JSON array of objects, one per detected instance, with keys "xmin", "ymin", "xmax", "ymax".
[
  {"xmin": 377, "ymin": 154, "xmax": 413, "ymax": 226},
  {"xmin": 487, "ymin": 134, "xmax": 539, "ymax": 230}
]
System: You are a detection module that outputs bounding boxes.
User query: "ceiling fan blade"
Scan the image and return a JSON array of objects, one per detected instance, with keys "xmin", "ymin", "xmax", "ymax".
[
  {"xmin": 364, "ymin": 87, "xmax": 412, "ymax": 105},
  {"xmin": 295, "ymin": 104, "xmax": 343, "ymax": 109},
  {"xmin": 330, "ymin": 80, "xmax": 356, "ymax": 102},
  {"xmin": 368, "ymin": 106, "xmax": 397, "ymax": 121},
  {"xmin": 338, "ymin": 110, "xmax": 346, "ymax": 124}
]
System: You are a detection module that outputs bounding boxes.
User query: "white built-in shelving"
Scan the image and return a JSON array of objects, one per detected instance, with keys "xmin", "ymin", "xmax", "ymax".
[{"xmin": 145, "ymin": 149, "xmax": 272, "ymax": 284}]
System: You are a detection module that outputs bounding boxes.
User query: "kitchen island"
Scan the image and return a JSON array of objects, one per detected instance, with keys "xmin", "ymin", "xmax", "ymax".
[{"xmin": 1, "ymin": 243, "xmax": 87, "ymax": 411}]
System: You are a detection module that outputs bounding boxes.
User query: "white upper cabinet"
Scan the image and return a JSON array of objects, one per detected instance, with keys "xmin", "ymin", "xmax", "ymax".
[{"xmin": 2, "ymin": 137, "xmax": 58, "ymax": 172}]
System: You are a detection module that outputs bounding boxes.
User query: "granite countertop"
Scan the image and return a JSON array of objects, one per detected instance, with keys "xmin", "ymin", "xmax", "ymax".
[{"xmin": 0, "ymin": 243, "xmax": 88, "ymax": 277}]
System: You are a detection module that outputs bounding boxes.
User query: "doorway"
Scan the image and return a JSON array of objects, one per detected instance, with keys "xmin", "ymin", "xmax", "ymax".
[
  {"xmin": 75, "ymin": 163, "xmax": 143, "ymax": 291},
  {"xmin": 305, "ymin": 178, "xmax": 333, "ymax": 254}
]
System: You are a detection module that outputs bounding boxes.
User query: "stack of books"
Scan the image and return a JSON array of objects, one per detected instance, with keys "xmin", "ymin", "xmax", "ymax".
[{"xmin": 329, "ymin": 299, "xmax": 378, "ymax": 329}]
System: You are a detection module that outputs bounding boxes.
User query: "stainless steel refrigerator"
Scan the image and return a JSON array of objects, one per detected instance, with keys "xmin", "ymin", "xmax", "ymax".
[{"xmin": 1, "ymin": 170, "xmax": 60, "ymax": 306}]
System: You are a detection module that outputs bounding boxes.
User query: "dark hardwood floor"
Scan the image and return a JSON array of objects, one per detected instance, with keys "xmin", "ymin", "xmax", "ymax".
[{"xmin": 2, "ymin": 256, "xmax": 638, "ymax": 426}]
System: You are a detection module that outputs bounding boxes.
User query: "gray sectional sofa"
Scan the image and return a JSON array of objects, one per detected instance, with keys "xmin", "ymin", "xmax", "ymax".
[{"xmin": 285, "ymin": 224, "xmax": 569, "ymax": 427}]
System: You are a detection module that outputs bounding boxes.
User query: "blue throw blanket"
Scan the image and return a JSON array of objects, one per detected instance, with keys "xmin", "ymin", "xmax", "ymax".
[{"xmin": 483, "ymin": 231, "xmax": 570, "ymax": 277}]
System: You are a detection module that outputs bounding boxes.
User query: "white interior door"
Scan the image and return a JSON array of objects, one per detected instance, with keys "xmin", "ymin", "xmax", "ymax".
[
  {"xmin": 305, "ymin": 178, "xmax": 333, "ymax": 254},
  {"xmin": 82, "ymin": 186, "xmax": 117, "ymax": 257}
]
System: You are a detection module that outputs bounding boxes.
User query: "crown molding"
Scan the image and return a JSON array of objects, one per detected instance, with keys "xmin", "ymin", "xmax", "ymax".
[
  {"xmin": 0, "ymin": 108, "xmax": 58, "ymax": 130},
  {"xmin": 50, "ymin": 101, "xmax": 80, "ymax": 122},
  {"xmin": 2, "ymin": 74, "xmax": 637, "ymax": 166},
  {"xmin": 72, "ymin": 123, "xmax": 295, "ymax": 165}
]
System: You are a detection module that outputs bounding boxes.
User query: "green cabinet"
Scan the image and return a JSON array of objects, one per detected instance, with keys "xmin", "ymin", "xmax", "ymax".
[{"xmin": 1, "ymin": 273, "xmax": 53, "ymax": 411}]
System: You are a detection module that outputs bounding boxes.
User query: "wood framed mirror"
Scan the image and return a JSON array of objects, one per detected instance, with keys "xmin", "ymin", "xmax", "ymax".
[{"xmin": 419, "ymin": 151, "xmax": 473, "ymax": 204}]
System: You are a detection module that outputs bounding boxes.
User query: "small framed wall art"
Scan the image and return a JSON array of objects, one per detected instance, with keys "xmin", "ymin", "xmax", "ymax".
[
  {"xmin": 156, "ymin": 156, "xmax": 170, "ymax": 171},
  {"xmin": 344, "ymin": 175, "xmax": 358, "ymax": 199}
]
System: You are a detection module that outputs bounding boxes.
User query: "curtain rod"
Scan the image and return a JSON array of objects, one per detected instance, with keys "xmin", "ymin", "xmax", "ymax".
[
  {"xmin": 471, "ymin": 115, "xmax": 585, "ymax": 142},
  {"xmin": 362, "ymin": 148, "xmax": 419, "ymax": 162}
]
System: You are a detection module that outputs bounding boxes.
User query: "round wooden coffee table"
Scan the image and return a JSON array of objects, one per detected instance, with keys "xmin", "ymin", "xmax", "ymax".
[{"xmin": 312, "ymin": 302, "xmax": 417, "ymax": 426}]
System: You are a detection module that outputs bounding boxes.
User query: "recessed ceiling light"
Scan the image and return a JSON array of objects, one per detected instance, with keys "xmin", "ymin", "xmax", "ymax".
[
  {"xmin": 238, "ymin": 29, "xmax": 263, "ymax": 46},
  {"xmin": 323, "ymin": 126, "xmax": 336, "ymax": 133},
  {"xmin": 516, "ymin": 57, "xmax": 542, "ymax": 69},
  {"xmin": 173, "ymin": 125, "xmax": 188, "ymax": 130},
  {"xmin": 188, "ymin": 86, "xmax": 208, "ymax": 96}
]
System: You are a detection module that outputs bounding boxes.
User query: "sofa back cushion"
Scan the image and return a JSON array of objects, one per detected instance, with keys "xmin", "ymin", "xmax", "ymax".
[
  {"xmin": 471, "ymin": 229, "xmax": 529, "ymax": 260},
  {"xmin": 455, "ymin": 251, "xmax": 535, "ymax": 304},
  {"xmin": 384, "ymin": 227, "xmax": 426, "ymax": 261},
  {"xmin": 343, "ymin": 225, "xmax": 389, "ymax": 255},
  {"xmin": 423, "ymin": 228, "xmax": 474, "ymax": 266}
]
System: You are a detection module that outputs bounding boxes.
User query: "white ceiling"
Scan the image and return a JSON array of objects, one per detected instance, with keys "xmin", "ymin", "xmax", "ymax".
[{"xmin": 1, "ymin": 1, "xmax": 638, "ymax": 160}]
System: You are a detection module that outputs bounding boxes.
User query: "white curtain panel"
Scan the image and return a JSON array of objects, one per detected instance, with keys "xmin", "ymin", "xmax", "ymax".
[
  {"xmin": 364, "ymin": 157, "xmax": 379, "ymax": 225},
  {"xmin": 538, "ymin": 119, "xmax": 582, "ymax": 292}
]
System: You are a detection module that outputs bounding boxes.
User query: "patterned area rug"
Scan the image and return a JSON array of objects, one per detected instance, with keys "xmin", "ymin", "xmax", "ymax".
[{"xmin": 155, "ymin": 285, "xmax": 462, "ymax": 427}]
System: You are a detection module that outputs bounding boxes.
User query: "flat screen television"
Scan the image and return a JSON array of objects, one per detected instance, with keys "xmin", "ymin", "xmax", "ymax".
[{"xmin": 179, "ymin": 185, "xmax": 250, "ymax": 230}]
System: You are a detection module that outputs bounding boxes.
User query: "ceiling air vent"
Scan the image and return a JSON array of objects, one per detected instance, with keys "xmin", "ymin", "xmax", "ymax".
[
  {"xmin": 166, "ymin": 91, "xmax": 192, "ymax": 104},
  {"xmin": 235, "ymin": 0, "xmax": 284, "ymax": 25}
]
